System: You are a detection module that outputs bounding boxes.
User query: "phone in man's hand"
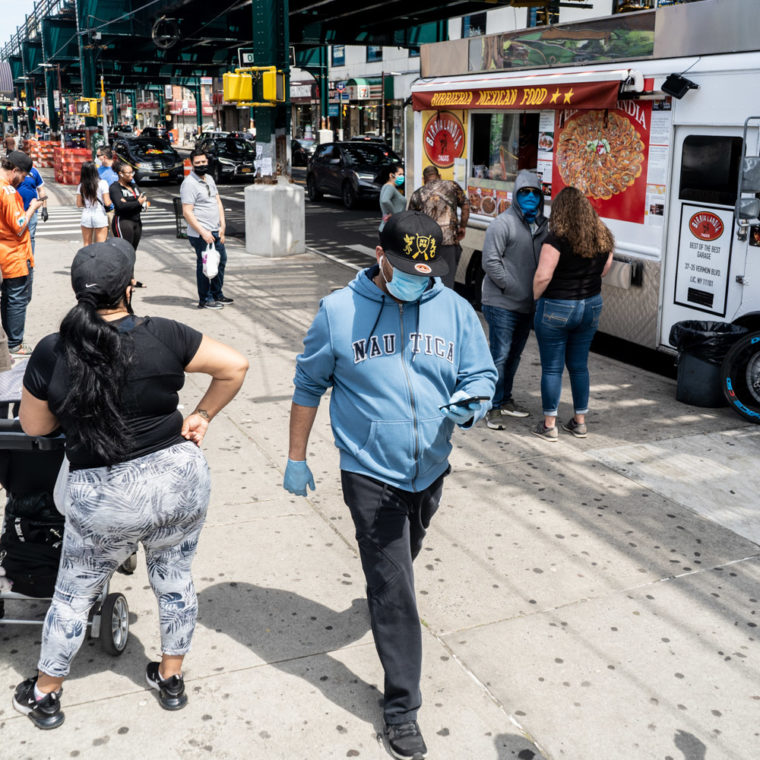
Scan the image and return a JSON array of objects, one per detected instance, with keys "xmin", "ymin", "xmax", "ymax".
[{"xmin": 438, "ymin": 395, "xmax": 490, "ymax": 411}]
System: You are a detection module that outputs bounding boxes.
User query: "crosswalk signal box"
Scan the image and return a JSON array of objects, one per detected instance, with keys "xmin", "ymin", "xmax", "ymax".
[
  {"xmin": 75, "ymin": 99, "xmax": 101, "ymax": 117},
  {"xmin": 223, "ymin": 72, "xmax": 252, "ymax": 102},
  {"xmin": 261, "ymin": 69, "xmax": 286, "ymax": 102}
]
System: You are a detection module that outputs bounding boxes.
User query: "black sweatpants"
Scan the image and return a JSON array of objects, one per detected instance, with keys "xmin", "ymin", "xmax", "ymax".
[
  {"xmin": 341, "ymin": 468, "xmax": 445, "ymax": 725},
  {"xmin": 112, "ymin": 216, "xmax": 142, "ymax": 252}
]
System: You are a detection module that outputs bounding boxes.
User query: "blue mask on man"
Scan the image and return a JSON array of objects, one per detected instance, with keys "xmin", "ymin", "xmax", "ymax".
[
  {"xmin": 381, "ymin": 256, "xmax": 429, "ymax": 301},
  {"xmin": 515, "ymin": 188, "xmax": 541, "ymax": 222}
]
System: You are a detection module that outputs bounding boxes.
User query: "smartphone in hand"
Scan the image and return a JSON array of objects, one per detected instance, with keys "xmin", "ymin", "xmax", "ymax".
[{"xmin": 439, "ymin": 395, "xmax": 490, "ymax": 411}]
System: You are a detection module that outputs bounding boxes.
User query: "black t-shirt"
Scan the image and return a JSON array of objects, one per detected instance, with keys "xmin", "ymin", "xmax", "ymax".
[
  {"xmin": 542, "ymin": 232, "xmax": 609, "ymax": 300},
  {"xmin": 109, "ymin": 181, "xmax": 143, "ymax": 221},
  {"xmin": 23, "ymin": 316, "xmax": 203, "ymax": 469}
]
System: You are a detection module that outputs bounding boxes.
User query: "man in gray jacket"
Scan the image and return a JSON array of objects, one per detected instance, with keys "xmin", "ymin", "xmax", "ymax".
[{"xmin": 481, "ymin": 170, "xmax": 547, "ymax": 428}]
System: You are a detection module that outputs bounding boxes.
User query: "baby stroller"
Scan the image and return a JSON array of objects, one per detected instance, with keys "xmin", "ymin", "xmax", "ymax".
[{"xmin": 0, "ymin": 417, "xmax": 130, "ymax": 656}]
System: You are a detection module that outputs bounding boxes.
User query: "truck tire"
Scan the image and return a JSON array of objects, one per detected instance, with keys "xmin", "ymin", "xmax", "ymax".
[
  {"xmin": 721, "ymin": 330, "xmax": 760, "ymax": 423},
  {"xmin": 307, "ymin": 174, "xmax": 322, "ymax": 202}
]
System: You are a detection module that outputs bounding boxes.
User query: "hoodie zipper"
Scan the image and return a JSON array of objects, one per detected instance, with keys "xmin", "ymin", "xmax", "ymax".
[{"xmin": 398, "ymin": 303, "xmax": 420, "ymax": 488}]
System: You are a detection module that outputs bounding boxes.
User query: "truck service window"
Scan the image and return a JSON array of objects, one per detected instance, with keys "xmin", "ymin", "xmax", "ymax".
[
  {"xmin": 470, "ymin": 112, "xmax": 539, "ymax": 188},
  {"xmin": 679, "ymin": 135, "xmax": 743, "ymax": 207}
]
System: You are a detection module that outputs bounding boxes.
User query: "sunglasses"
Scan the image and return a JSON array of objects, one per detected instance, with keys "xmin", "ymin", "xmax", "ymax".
[{"xmin": 519, "ymin": 188, "xmax": 541, "ymax": 197}]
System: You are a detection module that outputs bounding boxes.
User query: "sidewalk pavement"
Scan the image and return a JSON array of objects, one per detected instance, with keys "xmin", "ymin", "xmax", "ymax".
[{"xmin": 0, "ymin": 190, "xmax": 758, "ymax": 760}]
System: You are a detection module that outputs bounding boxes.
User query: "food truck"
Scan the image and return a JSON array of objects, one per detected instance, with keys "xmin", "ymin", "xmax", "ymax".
[{"xmin": 407, "ymin": 0, "xmax": 760, "ymax": 421}]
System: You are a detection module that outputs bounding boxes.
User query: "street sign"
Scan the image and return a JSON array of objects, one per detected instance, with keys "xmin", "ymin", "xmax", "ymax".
[
  {"xmin": 336, "ymin": 81, "xmax": 346, "ymax": 92},
  {"xmin": 238, "ymin": 48, "xmax": 255, "ymax": 67}
]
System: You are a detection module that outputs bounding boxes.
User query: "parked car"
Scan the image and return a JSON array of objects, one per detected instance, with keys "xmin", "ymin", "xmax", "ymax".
[
  {"xmin": 111, "ymin": 137, "xmax": 184, "ymax": 183},
  {"xmin": 140, "ymin": 126, "xmax": 170, "ymax": 140},
  {"xmin": 306, "ymin": 141, "xmax": 402, "ymax": 209},
  {"xmin": 195, "ymin": 134, "xmax": 256, "ymax": 183}
]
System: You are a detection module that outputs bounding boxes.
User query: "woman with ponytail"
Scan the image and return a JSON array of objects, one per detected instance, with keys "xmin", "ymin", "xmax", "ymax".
[
  {"xmin": 75, "ymin": 161, "xmax": 110, "ymax": 245},
  {"xmin": 12, "ymin": 239, "xmax": 248, "ymax": 729}
]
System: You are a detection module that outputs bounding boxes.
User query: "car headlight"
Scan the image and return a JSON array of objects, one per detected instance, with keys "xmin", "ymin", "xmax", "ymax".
[
  {"xmin": 218, "ymin": 158, "xmax": 236, "ymax": 167},
  {"xmin": 137, "ymin": 162, "xmax": 152, "ymax": 170},
  {"xmin": 356, "ymin": 172, "xmax": 375, "ymax": 181}
]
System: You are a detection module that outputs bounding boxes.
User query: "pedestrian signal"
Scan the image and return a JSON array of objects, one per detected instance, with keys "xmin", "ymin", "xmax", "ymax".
[
  {"xmin": 74, "ymin": 99, "xmax": 101, "ymax": 117},
  {"xmin": 261, "ymin": 69, "xmax": 286, "ymax": 102},
  {"xmin": 222, "ymin": 66, "xmax": 285, "ymax": 106},
  {"xmin": 223, "ymin": 72, "xmax": 252, "ymax": 102}
]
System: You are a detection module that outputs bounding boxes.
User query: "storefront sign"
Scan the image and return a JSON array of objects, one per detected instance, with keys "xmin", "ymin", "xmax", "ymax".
[
  {"xmin": 674, "ymin": 204, "xmax": 733, "ymax": 316},
  {"xmin": 412, "ymin": 80, "xmax": 619, "ymax": 112},
  {"xmin": 423, "ymin": 111, "xmax": 465, "ymax": 169},
  {"xmin": 552, "ymin": 100, "xmax": 652, "ymax": 224}
]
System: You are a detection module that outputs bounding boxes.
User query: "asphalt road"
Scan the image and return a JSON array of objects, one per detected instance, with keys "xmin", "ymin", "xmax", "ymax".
[{"xmin": 141, "ymin": 166, "xmax": 383, "ymax": 271}]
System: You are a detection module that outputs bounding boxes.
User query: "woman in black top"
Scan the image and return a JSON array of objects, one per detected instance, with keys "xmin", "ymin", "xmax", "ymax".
[
  {"xmin": 12, "ymin": 239, "xmax": 248, "ymax": 729},
  {"xmin": 109, "ymin": 160, "xmax": 145, "ymax": 251},
  {"xmin": 532, "ymin": 186, "xmax": 614, "ymax": 441}
]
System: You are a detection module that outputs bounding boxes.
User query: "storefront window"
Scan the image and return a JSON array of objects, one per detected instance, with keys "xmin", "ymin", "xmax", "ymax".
[
  {"xmin": 367, "ymin": 46, "xmax": 383, "ymax": 63},
  {"xmin": 332, "ymin": 45, "xmax": 345, "ymax": 66},
  {"xmin": 462, "ymin": 13, "xmax": 487, "ymax": 38},
  {"xmin": 468, "ymin": 112, "xmax": 543, "ymax": 217}
]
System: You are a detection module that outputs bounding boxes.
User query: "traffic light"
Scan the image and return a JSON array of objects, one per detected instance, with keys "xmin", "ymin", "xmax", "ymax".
[
  {"xmin": 222, "ymin": 66, "xmax": 285, "ymax": 106},
  {"xmin": 75, "ymin": 98, "xmax": 102, "ymax": 117}
]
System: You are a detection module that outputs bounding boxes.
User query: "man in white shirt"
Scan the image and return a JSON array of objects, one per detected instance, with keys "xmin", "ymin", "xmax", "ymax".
[{"xmin": 180, "ymin": 150, "xmax": 233, "ymax": 310}]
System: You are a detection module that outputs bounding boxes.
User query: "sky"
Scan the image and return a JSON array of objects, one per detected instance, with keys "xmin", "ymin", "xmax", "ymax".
[{"xmin": 0, "ymin": 0, "xmax": 38, "ymax": 48}]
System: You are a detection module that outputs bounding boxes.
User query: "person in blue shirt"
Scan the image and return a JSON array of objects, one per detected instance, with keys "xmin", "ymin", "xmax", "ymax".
[
  {"xmin": 284, "ymin": 210, "xmax": 496, "ymax": 760},
  {"xmin": 16, "ymin": 162, "xmax": 47, "ymax": 255},
  {"xmin": 95, "ymin": 147, "xmax": 118, "ymax": 228}
]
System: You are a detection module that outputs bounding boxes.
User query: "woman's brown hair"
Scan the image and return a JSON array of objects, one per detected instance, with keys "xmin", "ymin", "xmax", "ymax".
[{"xmin": 548, "ymin": 186, "xmax": 615, "ymax": 259}]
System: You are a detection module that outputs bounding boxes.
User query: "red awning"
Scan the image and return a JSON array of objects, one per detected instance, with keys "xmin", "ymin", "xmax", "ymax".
[{"xmin": 412, "ymin": 79, "xmax": 621, "ymax": 111}]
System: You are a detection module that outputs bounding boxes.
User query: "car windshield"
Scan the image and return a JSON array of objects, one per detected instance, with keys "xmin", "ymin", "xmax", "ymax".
[
  {"xmin": 131, "ymin": 140, "xmax": 177, "ymax": 159},
  {"xmin": 343, "ymin": 145, "xmax": 400, "ymax": 167},
  {"xmin": 217, "ymin": 138, "xmax": 255, "ymax": 158}
]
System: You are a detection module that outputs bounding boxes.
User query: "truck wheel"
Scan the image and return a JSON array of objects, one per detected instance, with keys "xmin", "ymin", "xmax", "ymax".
[
  {"xmin": 721, "ymin": 330, "xmax": 760, "ymax": 423},
  {"xmin": 307, "ymin": 175, "xmax": 322, "ymax": 202},
  {"xmin": 100, "ymin": 593, "xmax": 129, "ymax": 656},
  {"xmin": 342, "ymin": 182, "xmax": 357, "ymax": 210}
]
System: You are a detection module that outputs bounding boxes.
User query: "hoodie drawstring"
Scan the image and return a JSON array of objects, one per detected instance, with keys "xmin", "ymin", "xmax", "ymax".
[{"xmin": 366, "ymin": 294, "xmax": 386, "ymax": 347}]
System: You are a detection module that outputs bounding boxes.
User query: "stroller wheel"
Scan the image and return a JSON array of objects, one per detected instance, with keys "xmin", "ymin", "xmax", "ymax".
[
  {"xmin": 100, "ymin": 593, "xmax": 129, "ymax": 656},
  {"xmin": 117, "ymin": 552, "xmax": 138, "ymax": 575}
]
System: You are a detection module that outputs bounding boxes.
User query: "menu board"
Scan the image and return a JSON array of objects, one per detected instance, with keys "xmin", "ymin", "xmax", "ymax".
[
  {"xmin": 552, "ymin": 101, "xmax": 654, "ymax": 224},
  {"xmin": 536, "ymin": 111, "xmax": 554, "ymax": 197},
  {"xmin": 674, "ymin": 204, "xmax": 733, "ymax": 316}
]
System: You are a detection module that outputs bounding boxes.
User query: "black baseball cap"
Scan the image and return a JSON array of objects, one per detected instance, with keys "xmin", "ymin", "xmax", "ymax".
[
  {"xmin": 71, "ymin": 239, "xmax": 136, "ymax": 301},
  {"xmin": 379, "ymin": 210, "xmax": 448, "ymax": 278},
  {"xmin": 7, "ymin": 150, "xmax": 32, "ymax": 173}
]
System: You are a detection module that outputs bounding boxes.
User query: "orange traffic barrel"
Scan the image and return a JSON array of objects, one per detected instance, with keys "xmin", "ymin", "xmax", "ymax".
[{"xmin": 183, "ymin": 158, "xmax": 191, "ymax": 177}]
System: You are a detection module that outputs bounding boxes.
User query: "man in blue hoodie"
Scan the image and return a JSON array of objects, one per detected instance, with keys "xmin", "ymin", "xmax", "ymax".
[
  {"xmin": 284, "ymin": 210, "xmax": 496, "ymax": 760},
  {"xmin": 481, "ymin": 170, "xmax": 548, "ymax": 429}
]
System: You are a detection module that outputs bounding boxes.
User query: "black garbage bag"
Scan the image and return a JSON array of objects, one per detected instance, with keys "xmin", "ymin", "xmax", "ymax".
[{"xmin": 668, "ymin": 321, "xmax": 748, "ymax": 366}]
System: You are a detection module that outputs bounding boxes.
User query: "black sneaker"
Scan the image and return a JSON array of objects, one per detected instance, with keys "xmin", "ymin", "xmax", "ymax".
[
  {"xmin": 216, "ymin": 296, "xmax": 234, "ymax": 304},
  {"xmin": 145, "ymin": 662, "xmax": 188, "ymax": 710},
  {"xmin": 198, "ymin": 300, "xmax": 223, "ymax": 310},
  {"xmin": 385, "ymin": 721, "xmax": 427, "ymax": 760},
  {"xmin": 13, "ymin": 677, "xmax": 65, "ymax": 729}
]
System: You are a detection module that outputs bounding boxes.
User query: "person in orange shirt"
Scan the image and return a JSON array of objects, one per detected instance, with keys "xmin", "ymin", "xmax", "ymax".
[{"xmin": 0, "ymin": 151, "xmax": 42, "ymax": 355}]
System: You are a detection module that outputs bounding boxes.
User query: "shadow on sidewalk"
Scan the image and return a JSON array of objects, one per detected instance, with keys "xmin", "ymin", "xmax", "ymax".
[
  {"xmin": 494, "ymin": 733, "xmax": 548, "ymax": 759},
  {"xmin": 197, "ymin": 582, "xmax": 383, "ymax": 729}
]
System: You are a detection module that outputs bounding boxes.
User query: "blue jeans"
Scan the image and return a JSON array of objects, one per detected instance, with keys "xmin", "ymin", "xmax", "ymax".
[
  {"xmin": 482, "ymin": 304, "xmax": 532, "ymax": 408},
  {"xmin": 190, "ymin": 232, "xmax": 227, "ymax": 304},
  {"xmin": 534, "ymin": 294, "xmax": 603, "ymax": 417},
  {"xmin": 27, "ymin": 211, "xmax": 38, "ymax": 255},
  {"xmin": 1, "ymin": 259, "xmax": 33, "ymax": 349}
]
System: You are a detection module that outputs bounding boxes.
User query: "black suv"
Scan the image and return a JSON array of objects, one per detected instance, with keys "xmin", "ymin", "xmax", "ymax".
[
  {"xmin": 306, "ymin": 141, "xmax": 402, "ymax": 209},
  {"xmin": 195, "ymin": 134, "xmax": 256, "ymax": 184},
  {"xmin": 112, "ymin": 137, "xmax": 184, "ymax": 183}
]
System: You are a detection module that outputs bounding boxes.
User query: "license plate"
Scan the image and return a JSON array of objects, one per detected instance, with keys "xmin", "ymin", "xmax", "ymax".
[
  {"xmin": 241, "ymin": 168, "xmax": 251, "ymax": 173},
  {"xmin": 159, "ymin": 172, "xmax": 169, "ymax": 177}
]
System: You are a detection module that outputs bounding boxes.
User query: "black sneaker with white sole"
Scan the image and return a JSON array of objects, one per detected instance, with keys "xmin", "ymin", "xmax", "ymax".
[
  {"xmin": 145, "ymin": 662, "xmax": 188, "ymax": 710},
  {"xmin": 385, "ymin": 721, "xmax": 427, "ymax": 759},
  {"xmin": 13, "ymin": 677, "xmax": 64, "ymax": 729}
]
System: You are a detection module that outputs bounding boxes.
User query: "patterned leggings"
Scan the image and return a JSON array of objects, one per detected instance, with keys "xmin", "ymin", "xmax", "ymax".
[{"xmin": 38, "ymin": 441, "xmax": 211, "ymax": 678}]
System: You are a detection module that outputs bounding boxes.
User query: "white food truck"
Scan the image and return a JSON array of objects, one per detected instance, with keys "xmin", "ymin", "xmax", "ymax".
[{"xmin": 406, "ymin": 0, "xmax": 760, "ymax": 421}]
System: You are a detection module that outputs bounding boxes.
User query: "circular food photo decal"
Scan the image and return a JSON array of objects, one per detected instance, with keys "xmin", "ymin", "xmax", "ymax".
[{"xmin": 555, "ymin": 111, "xmax": 645, "ymax": 200}]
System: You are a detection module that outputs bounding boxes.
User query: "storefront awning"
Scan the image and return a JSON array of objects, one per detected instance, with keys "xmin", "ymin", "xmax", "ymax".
[
  {"xmin": 411, "ymin": 68, "xmax": 635, "ymax": 111},
  {"xmin": 347, "ymin": 77, "xmax": 394, "ymax": 101}
]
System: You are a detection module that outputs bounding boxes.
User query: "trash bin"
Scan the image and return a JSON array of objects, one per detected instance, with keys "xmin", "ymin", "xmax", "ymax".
[
  {"xmin": 669, "ymin": 321, "xmax": 748, "ymax": 407},
  {"xmin": 172, "ymin": 197, "xmax": 187, "ymax": 239}
]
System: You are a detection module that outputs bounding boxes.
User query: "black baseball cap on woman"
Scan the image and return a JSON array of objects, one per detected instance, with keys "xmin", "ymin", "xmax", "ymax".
[
  {"xmin": 71, "ymin": 239, "xmax": 136, "ymax": 302},
  {"xmin": 379, "ymin": 210, "xmax": 447, "ymax": 278}
]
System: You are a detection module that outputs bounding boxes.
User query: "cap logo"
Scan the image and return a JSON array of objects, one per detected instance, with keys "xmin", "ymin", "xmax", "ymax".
[
  {"xmin": 414, "ymin": 263, "xmax": 432, "ymax": 274},
  {"xmin": 403, "ymin": 233, "xmax": 437, "ymax": 261}
]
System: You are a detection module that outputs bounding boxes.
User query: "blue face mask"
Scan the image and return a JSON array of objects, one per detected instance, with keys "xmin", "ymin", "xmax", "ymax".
[
  {"xmin": 381, "ymin": 257, "xmax": 429, "ymax": 302},
  {"xmin": 394, "ymin": 175, "xmax": 405, "ymax": 187},
  {"xmin": 515, "ymin": 188, "xmax": 541, "ymax": 220}
]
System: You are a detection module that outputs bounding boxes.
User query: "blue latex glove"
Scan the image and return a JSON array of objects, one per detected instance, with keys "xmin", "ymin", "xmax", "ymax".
[
  {"xmin": 283, "ymin": 459, "xmax": 315, "ymax": 496},
  {"xmin": 440, "ymin": 389, "xmax": 487, "ymax": 426}
]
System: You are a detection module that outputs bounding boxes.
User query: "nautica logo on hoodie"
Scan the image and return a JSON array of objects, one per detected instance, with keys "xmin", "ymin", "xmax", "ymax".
[{"xmin": 352, "ymin": 332, "xmax": 455, "ymax": 364}]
